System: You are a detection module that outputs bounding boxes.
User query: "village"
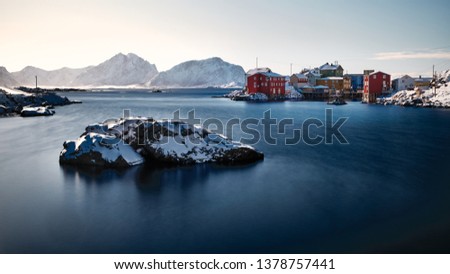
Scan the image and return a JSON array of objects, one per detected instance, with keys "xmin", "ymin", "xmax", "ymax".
[{"xmin": 236, "ymin": 62, "xmax": 434, "ymax": 104}]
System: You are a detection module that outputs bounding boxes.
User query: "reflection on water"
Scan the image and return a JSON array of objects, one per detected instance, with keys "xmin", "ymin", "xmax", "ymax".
[{"xmin": 60, "ymin": 162, "xmax": 261, "ymax": 193}]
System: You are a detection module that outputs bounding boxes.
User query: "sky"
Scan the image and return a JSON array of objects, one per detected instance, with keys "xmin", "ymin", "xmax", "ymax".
[{"xmin": 1, "ymin": 0, "xmax": 450, "ymax": 77}]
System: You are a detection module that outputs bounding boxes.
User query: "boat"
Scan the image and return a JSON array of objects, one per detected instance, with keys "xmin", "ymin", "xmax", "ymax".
[
  {"xmin": 327, "ymin": 96, "xmax": 347, "ymax": 105},
  {"xmin": 231, "ymin": 94, "xmax": 250, "ymax": 101}
]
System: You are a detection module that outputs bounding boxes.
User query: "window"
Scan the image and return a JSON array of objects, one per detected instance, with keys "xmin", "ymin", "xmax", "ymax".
[
  {"xmin": 254, "ymin": 76, "xmax": 256, "ymax": 80},
  {"xmin": 373, "ymin": 75, "xmax": 377, "ymax": 79},
  {"xmin": 383, "ymin": 75, "xmax": 386, "ymax": 79}
]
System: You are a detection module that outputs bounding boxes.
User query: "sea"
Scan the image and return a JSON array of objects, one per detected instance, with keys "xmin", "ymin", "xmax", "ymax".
[{"xmin": 1, "ymin": 88, "xmax": 449, "ymax": 253}]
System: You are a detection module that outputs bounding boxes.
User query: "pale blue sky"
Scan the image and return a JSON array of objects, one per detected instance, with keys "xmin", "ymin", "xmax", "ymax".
[{"xmin": 1, "ymin": 0, "xmax": 449, "ymax": 77}]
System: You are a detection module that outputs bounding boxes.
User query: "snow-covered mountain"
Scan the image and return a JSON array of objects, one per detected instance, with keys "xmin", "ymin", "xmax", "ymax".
[
  {"xmin": 2, "ymin": 54, "xmax": 244, "ymax": 88},
  {"xmin": 149, "ymin": 57, "xmax": 245, "ymax": 88},
  {"xmin": 73, "ymin": 53, "xmax": 158, "ymax": 86},
  {"xmin": 12, "ymin": 66, "xmax": 91, "ymax": 87},
  {"xmin": 0, "ymin": 67, "xmax": 18, "ymax": 87}
]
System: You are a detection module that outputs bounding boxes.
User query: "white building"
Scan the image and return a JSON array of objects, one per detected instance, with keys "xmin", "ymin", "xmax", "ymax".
[{"xmin": 392, "ymin": 75, "xmax": 415, "ymax": 91}]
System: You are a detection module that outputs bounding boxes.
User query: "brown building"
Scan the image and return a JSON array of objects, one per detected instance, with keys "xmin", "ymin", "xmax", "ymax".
[
  {"xmin": 343, "ymin": 75, "xmax": 352, "ymax": 92},
  {"xmin": 289, "ymin": 73, "xmax": 308, "ymax": 88},
  {"xmin": 316, "ymin": 77, "xmax": 344, "ymax": 91}
]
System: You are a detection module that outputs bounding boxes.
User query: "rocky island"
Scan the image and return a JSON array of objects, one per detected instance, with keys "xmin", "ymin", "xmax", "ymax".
[
  {"xmin": 0, "ymin": 87, "xmax": 80, "ymax": 117},
  {"xmin": 59, "ymin": 117, "xmax": 264, "ymax": 168}
]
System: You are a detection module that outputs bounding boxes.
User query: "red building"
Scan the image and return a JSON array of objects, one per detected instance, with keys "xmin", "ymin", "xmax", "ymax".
[
  {"xmin": 246, "ymin": 68, "xmax": 285, "ymax": 99},
  {"xmin": 363, "ymin": 71, "xmax": 391, "ymax": 103}
]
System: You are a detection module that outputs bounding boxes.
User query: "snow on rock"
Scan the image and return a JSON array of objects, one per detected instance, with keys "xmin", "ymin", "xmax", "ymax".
[
  {"xmin": 60, "ymin": 133, "xmax": 144, "ymax": 168},
  {"xmin": 379, "ymin": 69, "xmax": 450, "ymax": 108},
  {"xmin": 248, "ymin": 93, "xmax": 268, "ymax": 101},
  {"xmin": 224, "ymin": 89, "xmax": 244, "ymax": 98},
  {"xmin": 1, "ymin": 87, "xmax": 75, "ymax": 116},
  {"xmin": 21, "ymin": 106, "xmax": 55, "ymax": 117},
  {"xmin": 285, "ymin": 89, "xmax": 304, "ymax": 100},
  {"xmin": 60, "ymin": 117, "xmax": 264, "ymax": 168},
  {"xmin": 149, "ymin": 57, "xmax": 245, "ymax": 88}
]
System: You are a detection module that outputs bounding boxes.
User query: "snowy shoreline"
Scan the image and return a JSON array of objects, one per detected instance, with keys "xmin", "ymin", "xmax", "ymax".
[{"xmin": 377, "ymin": 70, "xmax": 450, "ymax": 108}]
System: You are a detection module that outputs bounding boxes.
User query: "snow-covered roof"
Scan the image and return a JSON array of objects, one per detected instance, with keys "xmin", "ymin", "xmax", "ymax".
[
  {"xmin": 301, "ymin": 85, "xmax": 314, "ymax": 89},
  {"xmin": 292, "ymin": 73, "xmax": 307, "ymax": 79},
  {"xmin": 319, "ymin": 63, "xmax": 342, "ymax": 71},
  {"xmin": 305, "ymin": 71, "xmax": 321, "ymax": 77},
  {"xmin": 315, "ymin": 85, "xmax": 330, "ymax": 89},
  {"xmin": 320, "ymin": 77, "xmax": 343, "ymax": 80},
  {"xmin": 246, "ymin": 67, "xmax": 271, "ymax": 76},
  {"xmin": 414, "ymin": 77, "xmax": 432, "ymax": 82},
  {"xmin": 247, "ymin": 68, "xmax": 283, "ymax": 78},
  {"xmin": 260, "ymin": 72, "xmax": 283, "ymax": 78}
]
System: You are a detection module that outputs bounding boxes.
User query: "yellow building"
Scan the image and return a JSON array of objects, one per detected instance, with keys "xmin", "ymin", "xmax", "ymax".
[
  {"xmin": 316, "ymin": 77, "xmax": 344, "ymax": 91},
  {"xmin": 414, "ymin": 76, "xmax": 432, "ymax": 88}
]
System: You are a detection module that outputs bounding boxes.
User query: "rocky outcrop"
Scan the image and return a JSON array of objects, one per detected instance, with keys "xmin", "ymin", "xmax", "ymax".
[
  {"xmin": 21, "ymin": 106, "xmax": 55, "ymax": 117},
  {"xmin": 60, "ymin": 133, "xmax": 144, "ymax": 168},
  {"xmin": 59, "ymin": 117, "xmax": 264, "ymax": 168},
  {"xmin": 0, "ymin": 88, "xmax": 78, "ymax": 116}
]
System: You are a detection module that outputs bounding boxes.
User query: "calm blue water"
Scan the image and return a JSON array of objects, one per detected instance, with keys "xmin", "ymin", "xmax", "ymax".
[{"xmin": 1, "ymin": 89, "xmax": 449, "ymax": 253}]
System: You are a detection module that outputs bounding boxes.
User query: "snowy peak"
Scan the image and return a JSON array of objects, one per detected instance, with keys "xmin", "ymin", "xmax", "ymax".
[
  {"xmin": 2, "ymin": 54, "xmax": 246, "ymax": 88},
  {"xmin": 73, "ymin": 52, "xmax": 158, "ymax": 86},
  {"xmin": 149, "ymin": 57, "xmax": 245, "ymax": 88},
  {"xmin": 0, "ymin": 66, "xmax": 19, "ymax": 87},
  {"xmin": 11, "ymin": 65, "xmax": 91, "ymax": 87}
]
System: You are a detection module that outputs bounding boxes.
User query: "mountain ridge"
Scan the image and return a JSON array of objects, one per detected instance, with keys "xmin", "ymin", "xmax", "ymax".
[{"xmin": 1, "ymin": 54, "xmax": 245, "ymax": 88}]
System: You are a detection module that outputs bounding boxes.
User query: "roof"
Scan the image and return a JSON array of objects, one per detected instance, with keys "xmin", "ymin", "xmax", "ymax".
[
  {"xmin": 305, "ymin": 71, "xmax": 321, "ymax": 77},
  {"xmin": 393, "ymin": 75, "xmax": 414, "ymax": 81},
  {"xmin": 320, "ymin": 77, "xmax": 343, "ymax": 80},
  {"xmin": 246, "ymin": 67, "xmax": 271, "ymax": 76},
  {"xmin": 315, "ymin": 85, "xmax": 330, "ymax": 89},
  {"xmin": 369, "ymin": 71, "xmax": 390, "ymax": 76},
  {"xmin": 292, "ymin": 73, "xmax": 307, "ymax": 79},
  {"xmin": 301, "ymin": 85, "xmax": 314, "ymax": 89},
  {"xmin": 248, "ymin": 71, "xmax": 283, "ymax": 78},
  {"xmin": 261, "ymin": 72, "xmax": 283, "ymax": 77},
  {"xmin": 319, "ymin": 63, "xmax": 343, "ymax": 71},
  {"xmin": 414, "ymin": 77, "xmax": 432, "ymax": 82}
]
